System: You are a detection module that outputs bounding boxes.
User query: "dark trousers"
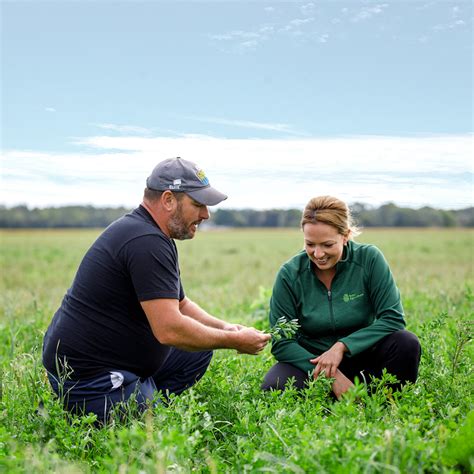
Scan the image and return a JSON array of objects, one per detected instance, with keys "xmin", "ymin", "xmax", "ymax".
[
  {"xmin": 262, "ymin": 330, "xmax": 421, "ymax": 392},
  {"xmin": 47, "ymin": 348, "xmax": 213, "ymax": 423}
]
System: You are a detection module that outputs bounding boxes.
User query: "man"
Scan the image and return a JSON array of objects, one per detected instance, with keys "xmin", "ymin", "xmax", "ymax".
[{"xmin": 42, "ymin": 157, "xmax": 270, "ymax": 422}]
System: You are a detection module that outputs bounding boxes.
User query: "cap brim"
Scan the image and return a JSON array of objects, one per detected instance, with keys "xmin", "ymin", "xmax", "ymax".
[{"xmin": 186, "ymin": 186, "xmax": 228, "ymax": 206}]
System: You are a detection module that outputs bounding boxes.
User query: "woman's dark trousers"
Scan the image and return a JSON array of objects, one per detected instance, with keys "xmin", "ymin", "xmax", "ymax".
[{"xmin": 262, "ymin": 330, "xmax": 421, "ymax": 392}]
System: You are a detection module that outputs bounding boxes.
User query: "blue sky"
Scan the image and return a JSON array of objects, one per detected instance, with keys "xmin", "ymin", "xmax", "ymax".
[{"xmin": 1, "ymin": 0, "xmax": 473, "ymax": 210}]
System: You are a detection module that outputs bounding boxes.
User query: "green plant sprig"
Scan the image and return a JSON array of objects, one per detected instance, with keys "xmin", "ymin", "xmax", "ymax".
[{"xmin": 268, "ymin": 317, "xmax": 300, "ymax": 340}]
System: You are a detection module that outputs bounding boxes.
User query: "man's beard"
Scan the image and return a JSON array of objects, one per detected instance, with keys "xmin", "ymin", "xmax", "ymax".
[{"xmin": 168, "ymin": 202, "xmax": 195, "ymax": 240}]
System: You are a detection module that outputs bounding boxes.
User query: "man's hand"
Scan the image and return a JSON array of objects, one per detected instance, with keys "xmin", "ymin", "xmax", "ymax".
[
  {"xmin": 310, "ymin": 342, "xmax": 347, "ymax": 379},
  {"xmin": 234, "ymin": 328, "xmax": 271, "ymax": 355}
]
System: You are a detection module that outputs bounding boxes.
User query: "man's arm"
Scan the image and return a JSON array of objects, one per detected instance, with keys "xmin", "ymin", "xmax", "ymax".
[
  {"xmin": 178, "ymin": 296, "xmax": 243, "ymax": 331},
  {"xmin": 141, "ymin": 298, "xmax": 269, "ymax": 354}
]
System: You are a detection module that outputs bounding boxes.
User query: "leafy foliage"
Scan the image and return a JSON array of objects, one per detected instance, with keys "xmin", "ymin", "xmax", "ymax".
[
  {"xmin": 0, "ymin": 228, "xmax": 473, "ymax": 472},
  {"xmin": 443, "ymin": 409, "xmax": 474, "ymax": 471},
  {"xmin": 268, "ymin": 317, "xmax": 301, "ymax": 340}
]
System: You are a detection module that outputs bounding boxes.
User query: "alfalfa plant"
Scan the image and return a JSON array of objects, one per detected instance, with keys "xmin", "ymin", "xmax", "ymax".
[
  {"xmin": 449, "ymin": 318, "xmax": 472, "ymax": 379},
  {"xmin": 268, "ymin": 317, "xmax": 300, "ymax": 340}
]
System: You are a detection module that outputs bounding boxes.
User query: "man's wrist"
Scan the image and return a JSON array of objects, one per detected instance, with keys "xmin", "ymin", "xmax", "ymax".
[{"xmin": 225, "ymin": 329, "xmax": 242, "ymax": 351}]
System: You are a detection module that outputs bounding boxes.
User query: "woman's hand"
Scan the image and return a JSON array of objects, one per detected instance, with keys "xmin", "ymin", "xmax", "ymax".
[{"xmin": 310, "ymin": 342, "xmax": 348, "ymax": 379}]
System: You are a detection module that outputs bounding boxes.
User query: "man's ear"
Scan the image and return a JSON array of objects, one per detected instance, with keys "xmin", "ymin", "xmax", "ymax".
[{"xmin": 161, "ymin": 190, "xmax": 176, "ymax": 212}]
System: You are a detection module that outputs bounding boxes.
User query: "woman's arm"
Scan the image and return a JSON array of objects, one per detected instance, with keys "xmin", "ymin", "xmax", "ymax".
[
  {"xmin": 270, "ymin": 268, "xmax": 316, "ymax": 374},
  {"xmin": 338, "ymin": 246, "xmax": 405, "ymax": 356}
]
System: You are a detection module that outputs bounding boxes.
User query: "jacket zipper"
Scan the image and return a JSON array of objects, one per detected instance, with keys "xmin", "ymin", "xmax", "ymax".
[{"xmin": 327, "ymin": 290, "xmax": 336, "ymax": 333}]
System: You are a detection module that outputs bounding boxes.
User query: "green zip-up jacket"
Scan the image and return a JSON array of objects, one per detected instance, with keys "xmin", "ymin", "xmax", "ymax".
[{"xmin": 270, "ymin": 240, "xmax": 405, "ymax": 374}]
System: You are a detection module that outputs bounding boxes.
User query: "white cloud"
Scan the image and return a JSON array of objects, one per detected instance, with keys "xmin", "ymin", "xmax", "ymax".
[
  {"xmin": 209, "ymin": 27, "xmax": 274, "ymax": 51},
  {"xmin": 1, "ymin": 134, "xmax": 472, "ymax": 210},
  {"xmin": 209, "ymin": 10, "xmax": 316, "ymax": 52},
  {"xmin": 318, "ymin": 34, "xmax": 329, "ymax": 43},
  {"xmin": 209, "ymin": 30, "xmax": 261, "ymax": 41},
  {"xmin": 351, "ymin": 4, "xmax": 389, "ymax": 23},
  {"xmin": 301, "ymin": 3, "xmax": 315, "ymax": 16},
  {"xmin": 281, "ymin": 17, "xmax": 315, "ymax": 32},
  {"xmin": 210, "ymin": 1, "xmax": 469, "ymax": 52},
  {"xmin": 208, "ymin": 33, "xmax": 233, "ymax": 41},
  {"xmin": 416, "ymin": 1, "xmax": 438, "ymax": 11},
  {"xmin": 433, "ymin": 19, "xmax": 466, "ymax": 31},
  {"xmin": 45, "ymin": 107, "xmax": 56, "ymax": 112},
  {"xmin": 179, "ymin": 116, "xmax": 308, "ymax": 136},
  {"xmin": 92, "ymin": 123, "xmax": 153, "ymax": 135},
  {"xmin": 240, "ymin": 40, "xmax": 258, "ymax": 50}
]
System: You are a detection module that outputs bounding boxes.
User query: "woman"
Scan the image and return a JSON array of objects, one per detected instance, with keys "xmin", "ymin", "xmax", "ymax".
[{"xmin": 262, "ymin": 196, "xmax": 421, "ymax": 399}]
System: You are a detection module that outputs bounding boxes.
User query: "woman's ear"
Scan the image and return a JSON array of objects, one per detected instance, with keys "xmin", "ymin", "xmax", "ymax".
[{"xmin": 343, "ymin": 230, "xmax": 351, "ymax": 245}]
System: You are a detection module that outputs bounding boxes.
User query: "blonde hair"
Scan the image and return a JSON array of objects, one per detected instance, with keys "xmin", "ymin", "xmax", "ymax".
[{"xmin": 301, "ymin": 196, "xmax": 361, "ymax": 239}]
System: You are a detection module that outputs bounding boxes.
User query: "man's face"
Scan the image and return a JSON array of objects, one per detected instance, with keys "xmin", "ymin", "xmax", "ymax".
[{"xmin": 168, "ymin": 194, "xmax": 210, "ymax": 240}]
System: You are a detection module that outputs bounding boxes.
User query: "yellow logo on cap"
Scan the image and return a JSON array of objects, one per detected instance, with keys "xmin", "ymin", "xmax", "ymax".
[{"xmin": 196, "ymin": 169, "xmax": 209, "ymax": 185}]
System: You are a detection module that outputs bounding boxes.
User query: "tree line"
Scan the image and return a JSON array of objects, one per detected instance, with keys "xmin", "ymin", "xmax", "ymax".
[{"xmin": 0, "ymin": 203, "xmax": 472, "ymax": 228}]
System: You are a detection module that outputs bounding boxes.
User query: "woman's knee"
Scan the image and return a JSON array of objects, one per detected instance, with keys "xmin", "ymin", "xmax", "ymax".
[
  {"xmin": 391, "ymin": 330, "xmax": 422, "ymax": 359},
  {"xmin": 375, "ymin": 330, "xmax": 421, "ymax": 385},
  {"xmin": 261, "ymin": 362, "xmax": 308, "ymax": 391}
]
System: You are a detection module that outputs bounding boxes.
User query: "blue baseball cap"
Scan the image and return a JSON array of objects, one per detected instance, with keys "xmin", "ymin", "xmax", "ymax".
[{"xmin": 146, "ymin": 157, "xmax": 227, "ymax": 206}]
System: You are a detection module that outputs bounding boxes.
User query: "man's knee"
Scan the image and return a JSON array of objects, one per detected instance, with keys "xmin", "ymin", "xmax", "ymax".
[
  {"xmin": 202, "ymin": 350, "xmax": 213, "ymax": 365},
  {"xmin": 46, "ymin": 369, "xmax": 150, "ymax": 423},
  {"xmin": 193, "ymin": 350, "xmax": 213, "ymax": 374},
  {"xmin": 153, "ymin": 349, "xmax": 213, "ymax": 397}
]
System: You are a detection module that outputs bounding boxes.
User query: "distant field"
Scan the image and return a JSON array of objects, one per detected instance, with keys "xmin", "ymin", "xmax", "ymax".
[{"xmin": 1, "ymin": 228, "xmax": 473, "ymax": 472}]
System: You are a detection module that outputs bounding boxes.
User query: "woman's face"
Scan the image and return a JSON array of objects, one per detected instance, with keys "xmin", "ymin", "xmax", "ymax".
[{"xmin": 303, "ymin": 222, "xmax": 348, "ymax": 272}]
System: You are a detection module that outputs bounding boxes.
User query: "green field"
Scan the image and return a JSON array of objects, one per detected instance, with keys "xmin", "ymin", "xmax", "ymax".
[{"xmin": 1, "ymin": 228, "xmax": 473, "ymax": 473}]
